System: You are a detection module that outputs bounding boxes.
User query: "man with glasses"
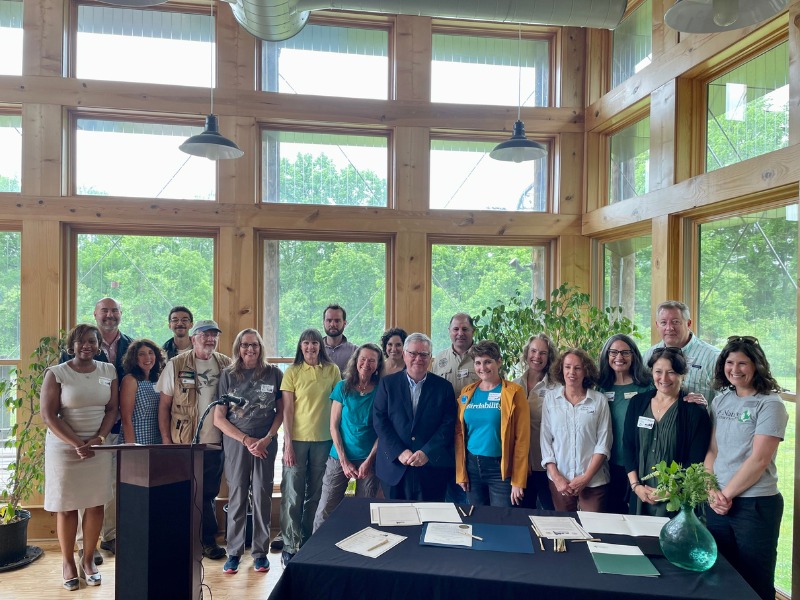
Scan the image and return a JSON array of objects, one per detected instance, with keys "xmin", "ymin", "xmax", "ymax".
[
  {"xmin": 157, "ymin": 319, "xmax": 232, "ymax": 559},
  {"xmin": 373, "ymin": 333, "xmax": 456, "ymax": 501},
  {"xmin": 163, "ymin": 306, "xmax": 194, "ymax": 359},
  {"xmin": 643, "ymin": 301, "xmax": 720, "ymax": 405}
]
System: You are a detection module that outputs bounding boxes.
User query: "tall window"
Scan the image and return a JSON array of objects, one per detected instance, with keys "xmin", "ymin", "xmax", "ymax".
[
  {"xmin": 608, "ymin": 116, "xmax": 650, "ymax": 204},
  {"xmin": 261, "ymin": 130, "xmax": 388, "ymax": 206},
  {"xmin": 261, "ymin": 23, "xmax": 388, "ymax": 100},
  {"xmin": 0, "ymin": 0, "xmax": 22, "ymax": 76},
  {"xmin": 262, "ymin": 238, "xmax": 387, "ymax": 358},
  {"xmin": 0, "ymin": 231, "xmax": 21, "ymax": 466},
  {"xmin": 611, "ymin": 0, "xmax": 652, "ymax": 89},
  {"xmin": 75, "ymin": 233, "xmax": 215, "ymax": 342},
  {"xmin": 430, "ymin": 243, "xmax": 546, "ymax": 353},
  {"xmin": 602, "ymin": 235, "xmax": 652, "ymax": 341},
  {"xmin": 706, "ymin": 42, "xmax": 789, "ymax": 172},
  {"xmin": 75, "ymin": 118, "xmax": 214, "ymax": 199},
  {"xmin": 0, "ymin": 114, "xmax": 22, "ymax": 192},
  {"xmin": 430, "ymin": 138, "xmax": 548, "ymax": 211},
  {"xmin": 76, "ymin": 5, "xmax": 212, "ymax": 86},
  {"xmin": 431, "ymin": 33, "xmax": 550, "ymax": 107}
]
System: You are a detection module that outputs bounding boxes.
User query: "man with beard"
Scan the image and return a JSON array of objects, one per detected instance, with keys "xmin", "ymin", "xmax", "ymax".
[
  {"xmin": 322, "ymin": 304, "xmax": 357, "ymax": 373},
  {"xmin": 157, "ymin": 320, "xmax": 232, "ymax": 559},
  {"xmin": 163, "ymin": 306, "xmax": 194, "ymax": 359}
]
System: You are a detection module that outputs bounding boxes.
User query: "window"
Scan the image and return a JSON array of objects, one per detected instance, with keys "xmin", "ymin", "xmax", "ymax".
[
  {"xmin": 706, "ymin": 42, "xmax": 789, "ymax": 172},
  {"xmin": 76, "ymin": 5, "xmax": 213, "ymax": 87},
  {"xmin": 602, "ymin": 235, "xmax": 652, "ymax": 341},
  {"xmin": 75, "ymin": 118, "xmax": 214, "ymax": 199},
  {"xmin": 431, "ymin": 33, "xmax": 550, "ymax": 107},
  {"xmin": 261, "ymin": 23, "xmax": 388, "ymax": 100},
  {"xmin": 430, "ymin": 139, "xmax": 547, "ymax": 211},
  {"xmin": 262, "ymin": 130, "xmax": 388, "ymax": 206},
  {"xmin": 0, "ymin": 114, "xmax": 22, "ymax": 192},
  {"xmin": 611, "ymin": 0, "xmax": 652, "ymax": 89},
  {"xmin": 0, "ymin": 0, "xmax": 22, "ymax": 76},
  {"xmin": 0, "ymin": 230, "xmax": 21, "ymax": 475},
  {"xmin": 75, "ymin": 233, "xmax": 214, "ymax": 343},
  {"xmin": 262, "ymin": 238, "xmax": 387, "ymax": 358},
  {"xmin": 430, "ymin": 243, "xmax": 547, "ymax": 353},
  {"xmin": 608, "ymin": 117, "xmax": 650, "ymax": 204}
]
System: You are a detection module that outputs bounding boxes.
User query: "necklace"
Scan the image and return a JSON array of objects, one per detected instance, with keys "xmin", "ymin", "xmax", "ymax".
[
  {"xmin": 357, "ymin": 381, "xmax": 370, "ymax": 396},
  {"xmin": 652, "ymin": 396, "xmax": 676, "ymax": 417}
]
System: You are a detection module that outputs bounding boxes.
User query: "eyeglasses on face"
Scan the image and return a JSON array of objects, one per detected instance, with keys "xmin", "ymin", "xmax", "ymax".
[
  {"xmin": 726, "ymin": 335, "xmax": 759, "ymax": 345},
  {"xmin": 170, "ymin": 318, "xmax": 192, "ymax": 324},
  {"xmin": 608, "ymin": 349, "xmax": 633, "ymax": 358},
  {"xmin": 240, "ymin": 343, "xmax": 260, "ymax": 350},
  {"xmin": 405, "ymin": 350, "xmax": 431, "ymax": 360}
]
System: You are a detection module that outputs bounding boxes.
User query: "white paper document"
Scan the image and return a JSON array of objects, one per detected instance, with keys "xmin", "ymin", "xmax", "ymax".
[
  {"xmin": 370, "ymin": 502, "xmax": 462, "ymax": 526},
  {"xmin": 528, "ymin": 515, "xmax": 593, "ymax": 539},
  {"xmin": 422, "ymin": 522, "xmax": 474, "ymax": 547},
  {"xmin": 578, "ymin": 511, "xmax": 669, "ymax": 537},
  {"xmin": 336, "ymin": 527, "xmax": 406, "ymax": 558}
]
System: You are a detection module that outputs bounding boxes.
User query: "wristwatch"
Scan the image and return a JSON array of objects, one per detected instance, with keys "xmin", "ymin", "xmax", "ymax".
[{"xmin": 98, "ymin": 435, "xmax": 106, "ymax": 444}]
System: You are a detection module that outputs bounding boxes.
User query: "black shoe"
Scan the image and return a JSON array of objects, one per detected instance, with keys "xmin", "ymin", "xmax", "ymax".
[
  {"xmin": 99, "ymin": 539, "xmax": 116, "ymax": 555},
  {"xmin": 281, "ymin": 551, "xmax": 295, "ymax": 567},
  {"xmin": 270, "ymin": 535, "xmax": 284, "ymax": 551},
  {"xmin": 78, "ymin": 548, "xmax": 104, "ymax": 566},
  {"xmin": 203, "ymin": 544, "xmax": 227, "ymax": 560}
]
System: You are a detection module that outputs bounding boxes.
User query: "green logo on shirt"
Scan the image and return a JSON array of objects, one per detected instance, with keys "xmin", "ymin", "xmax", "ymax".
[{"xmin": 738, "ymin": 410, "xmax": 752, "ymax": 423}]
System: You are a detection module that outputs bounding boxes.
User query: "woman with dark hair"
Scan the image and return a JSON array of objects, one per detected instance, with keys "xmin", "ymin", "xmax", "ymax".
[
  {"xmin": 597, "ymin": 334, "xmax": 652, "ymax": 513},
  {"xmin": 380, "ymin": 327, "xmax": 408, "ymax": 376},
  {"xmin": 623, "ymin": 347, "xmax": 710, "ymax": 516},
  {"xmin": 705, "ymin": 337, "xmax": 788, "ymax": 600},
  {"xmin": 213, "ymin": 329, "xmax": 283, "ymax": 574},
  {"xmin": 455, "ymin": 340, "xmax": 529, "ymax": 507},
  {"xmin": 42, "ymin": 324, "xmax": 118, "ymax": 590},
  {"xmin": 120, "ymin": 339, "xmax": 165, "ymax": 445},
  {"xmin": 313, "ymin": 343, "xmax": 384, "ymax": 530},
  {"xmin": 541, "ymin": 348, "xmax": 611, "ymax": 512},
  {"xmin": 512, "ymin": 334, "xmax": 558, "ymax": 509},
  {"xmin": 279, "ymin": 328, "xmax": 341, "ymax": 566}
]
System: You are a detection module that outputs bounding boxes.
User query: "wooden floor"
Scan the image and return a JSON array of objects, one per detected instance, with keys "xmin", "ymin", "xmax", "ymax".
[{"xmin": 0, "ymin": 539, "xmax": 285, "ymax": 599}]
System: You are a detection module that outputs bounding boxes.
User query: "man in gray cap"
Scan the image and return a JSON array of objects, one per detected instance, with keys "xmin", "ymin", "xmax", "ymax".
[{"xmin": 157, "ymin": 319, "xmax": 232, "ymax": 559}]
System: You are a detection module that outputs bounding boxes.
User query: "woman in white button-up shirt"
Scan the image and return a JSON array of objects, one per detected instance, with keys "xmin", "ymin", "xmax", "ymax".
[{"xmin": 540, "ymin": 348, "xmax": 611, "ymax": 512}]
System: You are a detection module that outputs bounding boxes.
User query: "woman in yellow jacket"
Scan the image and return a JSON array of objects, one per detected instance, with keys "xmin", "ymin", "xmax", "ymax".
[{"xmin": 455, "ymin": 340, "xmax": 530, "ymax": 507}]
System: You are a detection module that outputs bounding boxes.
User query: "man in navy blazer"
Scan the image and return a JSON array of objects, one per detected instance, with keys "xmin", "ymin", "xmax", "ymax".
[{"xmin": 373, "ymin": 332, "xmax": 456, "ymax": 501}]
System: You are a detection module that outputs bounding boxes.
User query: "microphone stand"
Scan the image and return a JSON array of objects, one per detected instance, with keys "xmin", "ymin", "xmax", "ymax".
[{"xmin": 192, "ymin": 400, "xmax": 225, "ymax": 445}]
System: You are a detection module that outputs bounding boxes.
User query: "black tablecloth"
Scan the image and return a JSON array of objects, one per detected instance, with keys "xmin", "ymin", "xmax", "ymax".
[{"xmin": 268, "ymin": 498, "xmax": 758, "ymax": 600}]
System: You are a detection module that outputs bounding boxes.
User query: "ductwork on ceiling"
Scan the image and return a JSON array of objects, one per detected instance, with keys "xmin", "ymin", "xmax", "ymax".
[{"xmin": 221, "ymin": 0, "xmax": 629, "ymax": 42}]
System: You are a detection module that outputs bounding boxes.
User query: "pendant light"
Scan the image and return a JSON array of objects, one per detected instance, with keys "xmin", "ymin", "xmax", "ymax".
[
  {"xmin": 179, "ymin": 0, "xmax": 244, "ymax": 160},
  {"xmin": 490, "ymin": 26, "xmax": 546, "ymax": 163},
  {"xmin": 664, "ymin": 0, "xmax": 787, "ymax": 34}
]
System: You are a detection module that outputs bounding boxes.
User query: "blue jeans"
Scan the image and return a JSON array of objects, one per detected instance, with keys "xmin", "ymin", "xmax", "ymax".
[{"xmin": 465, "ymin": 452, "xmax": 511, "ymax": 508}]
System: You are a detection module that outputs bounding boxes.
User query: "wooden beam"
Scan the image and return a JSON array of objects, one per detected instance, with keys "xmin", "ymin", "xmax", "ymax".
[
  {"xmin": 394, "ymin": 15, "xmax": 431, "ymax": 102},
  {"xmin": 650, "ymin": 213, "xmax": 682, "ymax": 344},
  {"xmin": 21, "ymin": 104, "xmax": 63, "ymax": 197},
  {"xmin": 22, "ymin": 0, "xmax": 64, "ymax": 77}
]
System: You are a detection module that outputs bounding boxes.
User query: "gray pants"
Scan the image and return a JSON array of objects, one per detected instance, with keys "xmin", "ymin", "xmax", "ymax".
[
  {"xmin": 223, "ymin": 435, "xmax": 278, "ymax": 558},
  {"xmin": 313, "ymin": 456, "xmax": 379, "ymax": 533},
  {"xmin": 280, "ymin": 440, "xmax": 331, "ymax": 554}
]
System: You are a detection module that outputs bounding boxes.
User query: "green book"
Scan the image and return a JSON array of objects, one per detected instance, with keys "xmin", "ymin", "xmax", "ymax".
[{"xmin": 588, "ymin": 542, "xmax": 660, "ymax": 577}]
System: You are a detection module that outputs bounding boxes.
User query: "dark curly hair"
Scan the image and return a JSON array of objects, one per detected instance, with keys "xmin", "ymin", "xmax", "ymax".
[
  {"xmin": 122, "ymin": 339, "xmax": 166, "ymax": 382},
  {"xmin": 380, "ymin": 328, "xmax": 408, "ymax": 357},
  {"xmin": 713, "ymin": 338, "xmax": 781, "ymax": 395},
  {"xmin": 550, "ymin": 348, "xmax": 599, "ymax": 389}
]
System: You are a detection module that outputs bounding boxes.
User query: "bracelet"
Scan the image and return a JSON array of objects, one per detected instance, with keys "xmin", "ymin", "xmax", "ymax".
[
  {"xmin": 241, "ymin": 433, "xmax": 248, "ymax": 445},
  {"xmin": 630, "ymin": 482, "xmax": 641, "ymax": 490}
]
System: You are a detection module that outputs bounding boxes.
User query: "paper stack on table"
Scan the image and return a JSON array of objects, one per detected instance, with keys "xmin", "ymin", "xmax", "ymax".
[
  {"xmin": 370, "ymin": 502, "xmax": 462, "ymax": 526},
  {"xmin": 577, "ymin": 511, "xmax": 668, "ymax": 537},
  {"xmin": 336, "ymin": 526, "xmax": 407, "ymax": 558},
  {"xmin": 529, "ymin": 515, "xmax": 594, "ymax": 539}
]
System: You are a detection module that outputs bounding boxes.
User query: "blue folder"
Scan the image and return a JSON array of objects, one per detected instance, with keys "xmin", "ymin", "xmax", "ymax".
[{"xmin": 419, "ymin": 523, "xmax": 535, "ymax": 554}]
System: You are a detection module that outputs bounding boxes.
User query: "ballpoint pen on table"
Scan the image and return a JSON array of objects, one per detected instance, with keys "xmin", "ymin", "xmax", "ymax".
[
  {"xmin": 468, "ymin": 505, "xmax": 474, "ymax": 516},
  {"xmin": 367, "ymin": 538, "xmax": 390, "ymax": 552},
  {"xmin": 531, "ymin": 524, "xmax": 545, "ymax": 551},
  {"xmin": 457, "ymin": 505, "xmax": 467, "ymax": 517},
  {"xmin": 570, "ymin": 538, "xmax": 601, "ymax": 543},
  {"xmin": 461, "ymin": 531, "xmax": 484, "ymax": 542}
]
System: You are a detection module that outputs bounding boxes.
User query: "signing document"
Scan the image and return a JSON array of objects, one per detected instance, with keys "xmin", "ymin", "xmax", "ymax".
[
  {"xmin": 529, "ymin": 516, "xmax": 593, "ymax": 539},
  {"xmin": 370, "ymin": 502, "xmax": 462, "ymax": 526},
  {"xmin": 578, "ymin": 511, "xmax": 668, "ymax": 537},
  {"xmin": 336, "ymin": 527, "xmax": 406, "ymax": 558},
  {"xmin": 422, "ymin": 523, "xmax": 475, "ymax": 547}
]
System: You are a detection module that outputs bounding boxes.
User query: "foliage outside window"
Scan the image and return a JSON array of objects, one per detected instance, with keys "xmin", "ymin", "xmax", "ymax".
[
  {"xmin": 0, "ymin": 115, "xmax": 21, "ymax": 192},
  {"xmin": 76, "ymin": 5, "xmax": 213, "ymax": 86},
  {"xmin": 261, "ymin": 23, "xmax": 388, "ymax": 99},
  {"xmin": 706, "ymin": 42, "xmax": 788, "ymax": 172},
  {"xmin": 611, "ymin": 0, "xmax": 652, "ymax": 89},
  {"xmin": 696, "ymin": 205, "xmax": 796, "ymax": 594},
  {"xmin": 0, "ymin": 231, "xmax": 20, "ymax": 360},
  {"xmin": 76, "ymin": 234, "xmax": 214, "ymax": 343},
  {"xmin": 431, "ymin": 243, "xmax": 546, "ymax": 354},
  {"xmin": 75, "ymin": 118, "xmax": 214, "ymax": 199},
  {"xmin": 608, "ymin": 116, "xmax": 649, "ymax": 204},
  {"xmin": 261, "ymin": 130, "xmax": 388, "ymax": 207},
  {"xmin": 0, "ymin": 0, "xmax": 22, "ymax": 76},
  {"xmin": 602, "ymin": 235, "xmax": 652, "ymax": 342},
  {"xmin": 431, "ymin": 33, "xmax": 549, "ymax": 107},
  {"xmin": 261, "ymin": 239, "xmax": 387, "ymax": 358},
  {"xmin": 430, "ymin": 139, "xmax": 547, "ymax": 212}
]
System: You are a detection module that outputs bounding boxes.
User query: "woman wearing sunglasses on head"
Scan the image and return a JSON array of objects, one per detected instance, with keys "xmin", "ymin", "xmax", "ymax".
[{"xmin": 704, "ymin": 336, "xmax": 788, "ymax": 600}]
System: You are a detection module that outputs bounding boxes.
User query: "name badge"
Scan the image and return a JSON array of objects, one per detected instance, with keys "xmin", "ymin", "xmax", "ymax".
[
  {"xmin": 457, "ymin": 368, "xmax": 469, "ymax": 379},
  {"xmin": 743, "ymin": 400, "xmax": 759, "ymax": 408},
  {"xmin": 637, "ymin": 416, "xmax": 655, "ymax": 429},
  {"xmin": 98, "ymin": 377, "xmax": 112, "ymax": 387},
  {"xmin": 623, "ymin": 391, "xmax": 638, "ymax": 400},
  {"xmin": 181, "ymin": 379, "xmax": 195, "ymax": 386},
  {"xmin": 605, "ymin": 392, "xmax": 615, "ymax": 401},
  {"xmin": 579, "ymin": 406, "xmax": 595, "ymax": 414},
  {"xmin": 262, "ymin": 384, "xmax": 274, "ymax": 393},
  {"xmin": 487, "ymin": 392, "xmax": 501, "ymax": 402}
]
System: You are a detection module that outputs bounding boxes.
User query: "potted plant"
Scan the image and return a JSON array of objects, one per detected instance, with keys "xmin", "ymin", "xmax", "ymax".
[
  {"xmin": 0, "ymin": 334, "xmax": 63, "ymax": 568},
  {"xmin": 642, "ymin": 460, "xmax": 720, "ymax": 572}
]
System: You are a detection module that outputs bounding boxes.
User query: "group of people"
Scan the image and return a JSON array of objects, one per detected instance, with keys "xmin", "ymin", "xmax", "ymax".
[{"xmin": 42, "ymin": 298, "xmax": 787, "ymax": 600}]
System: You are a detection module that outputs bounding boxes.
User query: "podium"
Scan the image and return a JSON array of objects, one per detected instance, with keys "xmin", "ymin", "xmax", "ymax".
[{"xmin": 96, "ymin": 444, "xmax": 220, "ymax": 600}]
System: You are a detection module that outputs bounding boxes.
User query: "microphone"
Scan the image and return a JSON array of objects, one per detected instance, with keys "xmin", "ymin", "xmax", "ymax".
[
  {"xmin": 192, "ymin": 394, "xmax": 245, "ymax": 444},
  {"xmin": 220, "ymin": 393, "xmax": 245, "ymax": 407}
]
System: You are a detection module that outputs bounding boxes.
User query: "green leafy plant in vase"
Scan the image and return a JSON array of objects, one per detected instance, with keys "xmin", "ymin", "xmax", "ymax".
[{"xmin": 642, "ymin": 460, "xmax": 720, "ymax": 572}]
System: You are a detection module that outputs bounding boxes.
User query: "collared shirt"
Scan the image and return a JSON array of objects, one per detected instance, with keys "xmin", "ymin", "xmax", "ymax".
[
  {"xmin": 540, "ymin": 386, "xmax": 611, "ymax": 487},
  {"xmin": 431, "ymin": 346, "xmax": 478, "ymax": 398},
  {"xmin": 644, "ymin": 333, "xmax": 720, "ymax": 403},
  {"xmin": 280, "ymin": 361, "xmax": 340, "ymax": 441},
  {"xmin": 323, "ymin": 335, "xmax": 358, "ymax": 374},
  {"xmin": 101, "ymin": 330, "xmax": 121, "ymax": 365},
  {"xmin": 162, "ymin": 337, "xmax": 191, "ymax": 360},
  {"xmin": 406, "ymin": 372, "xmax": 427, "ymax": 417}
]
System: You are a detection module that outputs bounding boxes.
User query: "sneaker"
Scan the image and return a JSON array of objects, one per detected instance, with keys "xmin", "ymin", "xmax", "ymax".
[
  {"xmin": 253, "ymin": 557, "xmax": 270, "ymax": 572},
  {"xmin": 222, "ymin": 556, "xmax": 240, "ymax": 574},
  {"xmin": 203, "ymin": 544, "xmax": 227, "ymax": 560},
  {"xmin": 99, "ymin": 539, "xmax": 116, "ymax": 555},
  {"xmin": 270, "ymin": 534, "xmax": 284, "ymax": 551},
  {"xmin": 78, "ymin": 548, "xmax": 103, "ymax": 566},
  {"xmin": 280, "ymin": 551, "xmax": 295, "ymax": 567}
]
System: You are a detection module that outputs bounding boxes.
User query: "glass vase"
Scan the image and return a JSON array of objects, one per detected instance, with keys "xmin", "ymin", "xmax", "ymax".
[{"xmin": 659, "ymin": 504, "xmax": 718, "ymax": 572}]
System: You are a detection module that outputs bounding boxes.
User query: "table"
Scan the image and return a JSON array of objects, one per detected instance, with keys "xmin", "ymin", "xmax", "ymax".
[{"xmin": 268, "ymin": 498, "xmax": 759, "ymax": 600}]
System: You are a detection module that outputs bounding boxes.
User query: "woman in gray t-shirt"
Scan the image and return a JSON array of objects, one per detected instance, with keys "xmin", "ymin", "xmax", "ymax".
[{"xmin": 704, "ymin": 336, "xmax": 788, "ymax": 600}]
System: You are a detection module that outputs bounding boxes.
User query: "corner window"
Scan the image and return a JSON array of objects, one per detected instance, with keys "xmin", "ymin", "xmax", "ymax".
[
  {"xmin": 608, "ymin": 116, "xmax": 650, "ymax": 204},
  {"xmin": 611, "ymin": 0, "xmax": 652, "ymax": 89},
  {"xmin": 0, "ymin": 114, "xmax": 22, "ymax": 192}
]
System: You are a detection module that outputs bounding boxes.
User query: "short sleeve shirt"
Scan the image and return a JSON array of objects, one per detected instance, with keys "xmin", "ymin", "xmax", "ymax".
[
  {"xmin": 156, "ymin": 357, "xmax": 223, "ymax": 443},
  {"xmin": 281, "ymin": 362, "xmax": 340, "ymax": 441},
  {"xmin": 329, "ymin": 380, "xmax": 377, "ymax": 461},
  {"xmin": 432, "ymin": 347, "xmax": 478, "ymax": 398},
  {"xmin": 218, "ymin": 367, "xmax": 283, "ymax": 436}
]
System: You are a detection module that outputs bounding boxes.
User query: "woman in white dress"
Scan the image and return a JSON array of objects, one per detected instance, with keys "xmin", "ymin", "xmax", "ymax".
[{"xmin": 42, "ymin": 324, "xmax": 118, "ymax": 591}]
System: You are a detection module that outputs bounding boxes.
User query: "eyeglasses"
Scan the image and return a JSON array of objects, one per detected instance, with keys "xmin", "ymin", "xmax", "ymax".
[
  {"xmin": 608, "ymin": 349, "xmax": 633, "ymax": 358},
  {"xmin": 727, "ymin": 335, "xmax": 759, "ymax": 345},
  {"xmin": 405, "ymin": 351, "xmax": 431, "ymax": 360},
  {"xmin": 240, "ymin": 342, "xmax": 259, "ymax": 350},
  {"xmin": 170, "ymin": 318, "xmax": 192, "ymax": 324}
]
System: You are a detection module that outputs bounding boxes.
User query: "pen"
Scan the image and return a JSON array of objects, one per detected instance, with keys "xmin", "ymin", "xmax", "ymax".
[
  {"xmin": 457, "ymin": 505, "xmax": 467, "ymax": 517},
  {"xmin": 367, "ymin": 538, "xmax": 390, "ymax": 552},
  {"xmin": 531, "ymin": 524, "xmax": 545, "ymax": 552},
  {"xmin": 570, "ymin": 538, "xmax": 601, "ymax": 543},
  {"xmin": 468, "ymin": 505, "xmax": 474, "ymax": 516},
  {"xmin": 461, "ymin": 531, "xmax": 483, "ymax": 541}
]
